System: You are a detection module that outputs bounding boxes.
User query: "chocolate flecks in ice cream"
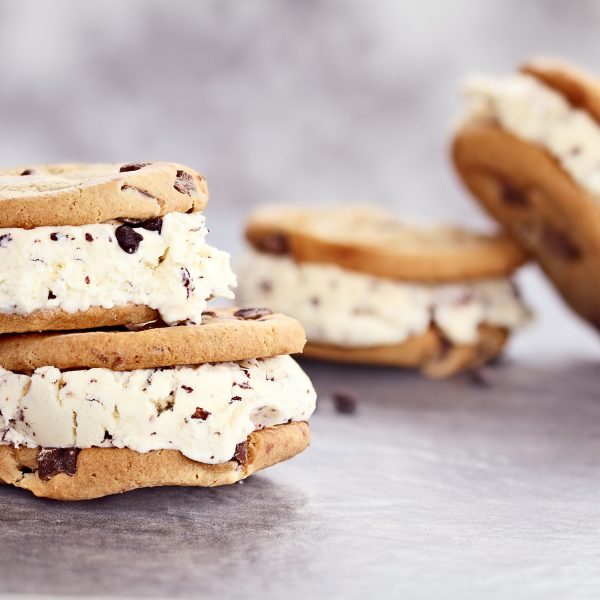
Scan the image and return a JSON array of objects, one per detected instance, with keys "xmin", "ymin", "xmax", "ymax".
[
  {"xmin": 237, "ymin": 251, "xmax": 530, "ymax": 347},
  {"xmin": 0, "ymin": 212, "xmax": 236, "ymax": 325},
  {"xmin": 0, "ymin": 355, "xmax": 316, "ymax": 465}
]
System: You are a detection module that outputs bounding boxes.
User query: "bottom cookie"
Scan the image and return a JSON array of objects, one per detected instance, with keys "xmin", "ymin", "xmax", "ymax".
[
  {"xmin": 0, "ymin": 422, "xmax": 309, "ymax": 501},
  {"xmin": 303, "ymin": 325, "xmax": 508, "ymax": 378}
]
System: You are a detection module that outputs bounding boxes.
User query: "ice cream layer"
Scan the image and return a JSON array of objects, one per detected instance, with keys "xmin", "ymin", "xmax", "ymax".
[
  {"xmin": 237, "ymin": 252, "xmax": 530, "ymax": 347},
  {"xmin": 0, "ymin": 355, "xmax": 316, "ymax": 464},
  {"xmin": 465, "ymin": 73, "xmax": 600, "ymax": 199},
  {"xmin": 0, "ymin": 211, "xmax": 236, "ymax": 324}
]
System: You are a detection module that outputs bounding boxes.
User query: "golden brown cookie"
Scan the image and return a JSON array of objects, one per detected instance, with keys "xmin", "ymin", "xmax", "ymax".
[
  {"xmin": 0, "ymin": 308, "xmax": 306, "ymax": 373},
  {"xmin": 0, "ymin": 161, "xmax": 208, "ymax": 228},
  {"xmin": 453, "ymin": 59, "xmax": 600, "ymax": 329},
  {"xmin": 0, "ymin": 422, "xmax": 309, "ymax": 501},
  {"xmin": 246, "ymin": 205, "xmax": 527, "ymax": 283},
  {"xmin": 0, "ymin": 304, "xmax": 158, "ymax": 336},
  {"xmin": 521, "ymin": 57, "xmax": 600, "ymax": 123},
  {"xmin": 304, "ymin": 325, "xmax": 508, "ymax": 379}
]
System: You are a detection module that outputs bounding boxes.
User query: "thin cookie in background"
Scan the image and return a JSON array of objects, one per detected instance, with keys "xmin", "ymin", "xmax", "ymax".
[
  {"xmin": 237, "ymin": 205, "xmax": 531, "ymax": 378},
  {"xmin": 0, "ymin": 161, "xmax": 236, "ymax": 334},
  {"xmin": 0, "ymin": 309, "xmax": 316, "ymax": 500},
  {"xmin": 453, "ymin": 57, "xmax": 600, "ymax": 330}
]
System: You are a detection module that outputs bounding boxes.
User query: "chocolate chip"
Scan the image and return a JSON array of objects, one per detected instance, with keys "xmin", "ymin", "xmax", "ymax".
[
  {"xmin": 85, "ymin": 233, "xmax": 94, "ymax": 242},
  {"xmin": 125, "ymin": 319, "xmax": 169, "ymax": 331},
  {"xmin": 542, "ymin": 224, "xmax": 581, "ymax": 260},
  {"xmin": 103, "ymin": 431, "xmax": 113, "ymax": 441},
  {"xmin": 119, "ymin": 217, "xmax": 163, "ymax": 233},
  {"xmin": 115, "ymin": 225, "xmax": 144, "ymax": 254},
  {"xmin": 256, "ymin": 233, "xmax": 290, "ymax": 255},
  {"xmin": 50, "ymin": 232, "xmax": 60, "ymax": 241},
  {"xmin": 191, "ymin": 407, "xmax": 210, "ymax": 420},
  {"xmin": 233, "ymin": 441, "xmax": 248, "ymax": 464},
  {"xmin": 260, "ymin": 280, "xmax": 273, "ymax": 293},
  {"xmin": 180, "ymin": 267, "xmax": 195, "ymax": 298},
  {"xmin": 119, "ymin": 162, "xmax": 151, "ymax": 173},
  {"xmin": 233, "ymin": 307, "xmax": 273, "ymax": 320},
  {"xmin": 37, "ymin": 448, "xmax": 80, "ymax": 481},
  {"xmin": 173, "ymin": 170, "xmax": 197, "ymax": 196},
  {"xmin": 85, "ymin": 276, "xmax": 91, "ymax": 285},
  {"xmin": 231, "ymin": 396, "xmax": 242, "ymax": 402},
  {"xmin": 19, "ymin": 168, "xmax": 35, "ymax": 176},
  {"xmin": 139, "ymin": 217, "xmax": 162, "ymax": 233},
  {"xmin": 0, "ymin": 234, "xmax": 12, "ymax": 248},
  {"xmin": 48, "ymin": 290, "xmax": 56, "ymax": 300},
  {"xmin": 333, "ymin": 391, "xmax": 357, "ymax": 415},
  {"xmin": 120, "ymin": 184, "xmax": 156, "ymax": 199},
  {"xmin": 182, "ymin": 385, "xmax": 194, "ymax": 394},
  {"xmin": 202, "ymin": 310, "xmax": 217, "ymax": 318},
  {"xmin": 499, "ymin": 180, "xmax": 529, "ymax": 207}
]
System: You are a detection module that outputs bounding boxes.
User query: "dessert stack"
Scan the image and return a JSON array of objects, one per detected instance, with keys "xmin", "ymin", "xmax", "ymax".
[{"xmin": 0, "ymin": 162, "xmax": 316, "ymax": 500}]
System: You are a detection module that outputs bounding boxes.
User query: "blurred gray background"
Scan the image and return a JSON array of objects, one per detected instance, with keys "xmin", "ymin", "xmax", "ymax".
[{"xmin": 1, "ymin": 0, "xmax": 599, "ymax": 358}]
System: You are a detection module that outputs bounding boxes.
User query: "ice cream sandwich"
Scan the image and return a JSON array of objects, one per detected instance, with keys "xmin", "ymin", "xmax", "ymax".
[
  {"xmin": 238, "ymin": 205, "xmax": 530, "ymax": 377},
  {"xmin": 0, "ymin": 309, "xmax": 316, "ymax": 500},
  {"xmin": 0, "ymin": 162, "xmax": 235, "ymax": 333},
  {"xmin": 453, "ymin": 58, "xmax": 600, "ymax": 329}
]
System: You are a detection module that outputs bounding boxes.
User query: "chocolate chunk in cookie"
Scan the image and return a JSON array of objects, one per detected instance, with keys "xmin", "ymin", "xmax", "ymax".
[{"xmin": 37, "ymin": 448, "xmax": 80, "ymax": 481}]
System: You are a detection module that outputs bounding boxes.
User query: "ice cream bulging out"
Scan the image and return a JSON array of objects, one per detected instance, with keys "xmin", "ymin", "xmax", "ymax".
[
  {"xmin": 237, "ymin": 251, "xmax": 530, "ymax": 347},
  {"xmin": 0, "ymin": 355, "xmax": 317, "ymax": 464},
  {"xmin": 0, "ymin": 211, "xmax": 236, "ymax": 325}
]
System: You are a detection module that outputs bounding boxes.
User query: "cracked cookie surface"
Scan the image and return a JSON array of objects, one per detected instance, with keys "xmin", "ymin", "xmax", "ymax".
[{"xmin": 0, "ymin": 161, "xmax": 208, "ymax": 228}]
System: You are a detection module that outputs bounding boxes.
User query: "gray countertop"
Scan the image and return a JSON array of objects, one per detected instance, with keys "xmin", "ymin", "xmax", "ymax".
[
  {"xmin": 3, "ymin": 345, "xmax": 600, "ymax": 599},
  {"xmin": 2, "ymin": 3, "xmax": 600, "ymax": 598}
]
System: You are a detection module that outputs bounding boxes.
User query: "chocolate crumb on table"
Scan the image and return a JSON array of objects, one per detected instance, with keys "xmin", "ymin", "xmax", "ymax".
[{"xmin": 333, "ymin": 390, "xmax": 357, "ymax": 415}]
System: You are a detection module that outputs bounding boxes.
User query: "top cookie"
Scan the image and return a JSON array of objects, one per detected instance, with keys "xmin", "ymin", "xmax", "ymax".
[
  {"xmin": 0, "ymin": 162, "xmax": 208, "ymax": 228},
  {"xmin": 521, "ymin": 57, "xmax": 600, "ymax": 125},
  {"xmin": 0, "ymin": 308, "xmax": 306, "ymax": 373},
  {"xmin": 246, "ymin": 205, "xmax": 527, "ymax": 282}
]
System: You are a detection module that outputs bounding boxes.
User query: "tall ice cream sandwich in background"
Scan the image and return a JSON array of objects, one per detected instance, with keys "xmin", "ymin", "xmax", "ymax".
[
  {"xmin": 453, "ymin": 58, "xmax": 600, "ymax": 330},
  {"xmin": 0, "ymin": 163, "xmax": 316, "ymax": 500},
  {"xmin": 237, "ymin": 205, "xmax": 531, "ymax": 378}
]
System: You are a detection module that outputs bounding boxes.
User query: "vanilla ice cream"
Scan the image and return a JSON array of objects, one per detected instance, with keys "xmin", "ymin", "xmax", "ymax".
[
  {"xmin": 465, "ymin": 73, "xmax": 600, "ymax": 199},
  {"xmin": 0, "ymin": 355, "xmax": 316, "ymax": 465},
  {"xmin": 237, "ymin": 251, "xmax": 530, "ymax": 347},
  {"xmin": 0, "ymin": 211, "xmax": 236, "ymax": 324}
]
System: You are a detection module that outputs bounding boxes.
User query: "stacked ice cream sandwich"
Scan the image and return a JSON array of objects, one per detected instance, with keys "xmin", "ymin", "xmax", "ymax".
[
  {"xmin": 0, "ymin": 162, "xmax": 316, "ymax": 500},
  {"xmin": 238, "ymin": 205, "xmax": 531, "ymax": 377}
]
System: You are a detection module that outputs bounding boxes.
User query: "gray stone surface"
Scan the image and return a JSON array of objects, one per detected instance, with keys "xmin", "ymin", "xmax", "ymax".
[{"xmin": 3, "ymin": 356, "xmax": 600, "ymax": 599}]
